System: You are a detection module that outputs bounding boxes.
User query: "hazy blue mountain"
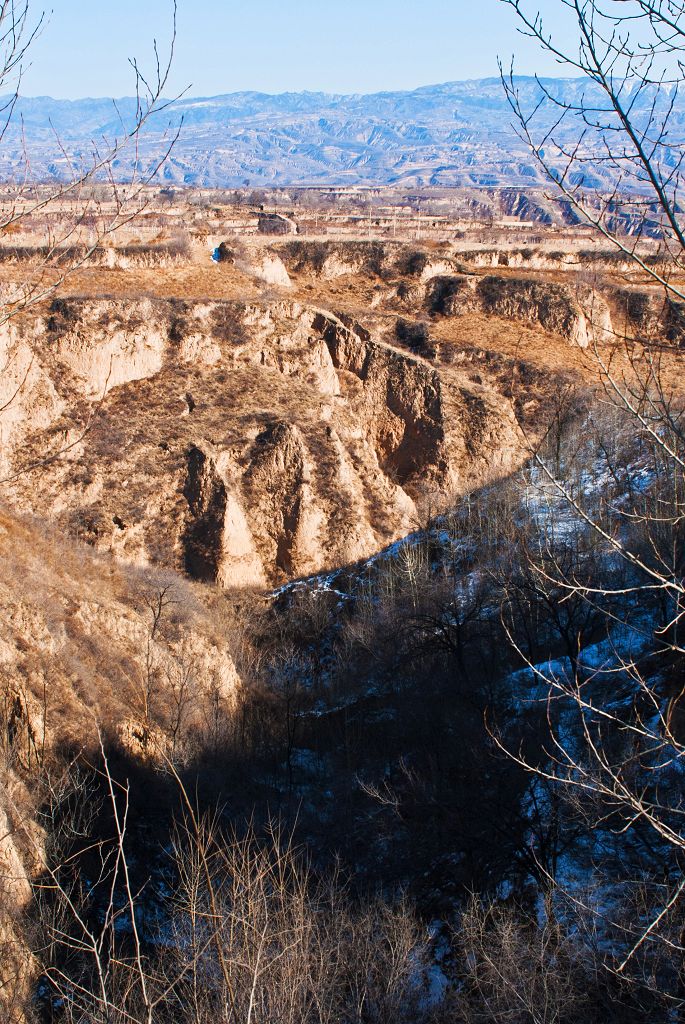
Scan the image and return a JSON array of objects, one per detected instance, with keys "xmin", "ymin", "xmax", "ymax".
[{"xmin": 0, "ymin": 78, "xmax": 678, "ymax": 188}]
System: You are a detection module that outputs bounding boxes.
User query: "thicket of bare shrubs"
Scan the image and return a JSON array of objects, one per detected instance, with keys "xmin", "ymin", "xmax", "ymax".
[{"xmin": 31, "ymin": 790, "xmax": 432, "ymax": 1024}]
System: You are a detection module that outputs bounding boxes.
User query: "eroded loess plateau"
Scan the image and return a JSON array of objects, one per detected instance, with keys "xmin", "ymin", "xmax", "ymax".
[
  {"xmin": 5, "ymin": 208, "xmax": 665, "ymax": 591},
  {"xmin": 4, "ymin": 196, "xmax": 685, "ymax": 1018}
]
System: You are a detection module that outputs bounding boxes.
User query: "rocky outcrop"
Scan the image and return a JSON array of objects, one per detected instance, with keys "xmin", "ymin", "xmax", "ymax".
[
  {"xmin": 424, "ymin": 273, "xmax": 613, "ymax": 347},
  {"xmin": 0, "ymin": 317, "xmax": 64, "ymax": 477},
  {"xmin": 257, "ymin": 213, "xmax": 297, "ymax": 235},
  {"xmin": 613, "ymin": 286, "xmax": 685, "ymax": 345},
  {"xmin": 455, "ymin": 248, "xmax": 576, "ymax": 271},
  {"xmin": 183, "ymin": 446, "xmax": 231, "ymax": 582},
  {"xmin": 497, "ymin": 190, "xmax": 556, "ymax": 224},
  {"xmin": 424, "ymin": 275, "xmax": 478, "ymax": 317},
  {"xmin": 476, "ymin": 276, "xmax": 612, "ymax": 347},
  {"xmin": 454, "ymin": 246, "xmax": 668, "ymax": 276},
  {"xmin": 419, "ymin": 258, "xmax": 461, "ymax": 282},
  {"xmin": 319, "ymin": 311, "xmax": 446, "ymax": 487},
  {"xmin": 46, "ymin": 297, "xmax": 168, "ymax": 396},
  {"xmin": 183, "ymin": 445, "xmax": 267, "ymax": 588},
  {"xmin": 0, "ymin": 242, "xmax": 190, "ymax": 270},
  {"xmin": 272, "ymin": 241, "xmax": 628, "ymax": 347},
  {"xmin": 274, "ymin": 241, "xmax": 667, "ymax": 349},
  {"xmin": 0, "ymin": 770, "xmax": 43, "ymax": 1022},
  {"xmin": 243, "ymin": 422, "xmax": 325, "ymax": 577},
  {"xmin": 240, "ymin": 252, "xmax": 292, "ymax": 289},
  {"xmin": 276, "ymin": 240, "xmax": 389, "ymax": 279}
]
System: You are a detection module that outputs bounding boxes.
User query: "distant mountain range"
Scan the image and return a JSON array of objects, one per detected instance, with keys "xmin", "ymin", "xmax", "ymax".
[{"xmin": 0, "ymin": 78, "xmax": 680, "ymax": 189}]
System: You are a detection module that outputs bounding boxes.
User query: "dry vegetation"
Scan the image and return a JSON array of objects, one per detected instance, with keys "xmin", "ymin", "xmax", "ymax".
[{"xmin": 1, "ymin": 182, "xmax": 685, "ymax": 1022}]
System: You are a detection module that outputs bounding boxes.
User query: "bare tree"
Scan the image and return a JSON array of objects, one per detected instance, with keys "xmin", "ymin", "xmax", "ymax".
[
  {"xmin": 167, "ymin": 796, "xmax": 430, "ymax": 1024},
  {"xmin": 452, "ymin": 893, "xmax": 587, "ymax": 1024},
  {"xmin": 501, "ymin": 0, "xmax": 685, "ymax": 294},
  {"xmin": 496, "ymin": 0, "xmax": 685, "ymax": 1005}
]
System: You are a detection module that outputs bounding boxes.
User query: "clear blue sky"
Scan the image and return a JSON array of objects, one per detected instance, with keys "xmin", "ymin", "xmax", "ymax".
[{"xmin": 19, "ymin": 0, "xmax": 570, "ymax": 99}]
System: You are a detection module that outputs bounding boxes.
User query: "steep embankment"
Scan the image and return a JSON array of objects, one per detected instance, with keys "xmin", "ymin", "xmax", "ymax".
[
  {"xmin": 1, "ymin": 297, "xmax": 526, "ymax": 587},
  {"xmin": 6, "ymin": 237, "xmax": 640, "ymax": 589},
  {"xmin": 276, "ymin": 240, "xmax": 619, "ymax": 347},
  {"xmin": 421, "ymin": 273, "xmax": 613, "ymax": 347},
  {"xmin": 276, "ymin": 239, "xmax": 685, "ymax": 351}
]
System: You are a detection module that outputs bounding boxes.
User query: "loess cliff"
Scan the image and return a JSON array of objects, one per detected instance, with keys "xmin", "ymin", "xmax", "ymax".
[{"xmin": 2, "ymin": 294, "xmax": 529, "ymax": 587}]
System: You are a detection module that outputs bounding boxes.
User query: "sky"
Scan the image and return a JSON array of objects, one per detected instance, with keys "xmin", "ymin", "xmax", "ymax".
[{"xmin": 16, "ymin": 0, "xmax": 573, "ymax": 100}]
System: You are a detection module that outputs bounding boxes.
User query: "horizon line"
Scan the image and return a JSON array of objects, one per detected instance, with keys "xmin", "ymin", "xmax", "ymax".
[{"xmin": 8, "ymin": 74, "xmax": 593, "ymax": 104}]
